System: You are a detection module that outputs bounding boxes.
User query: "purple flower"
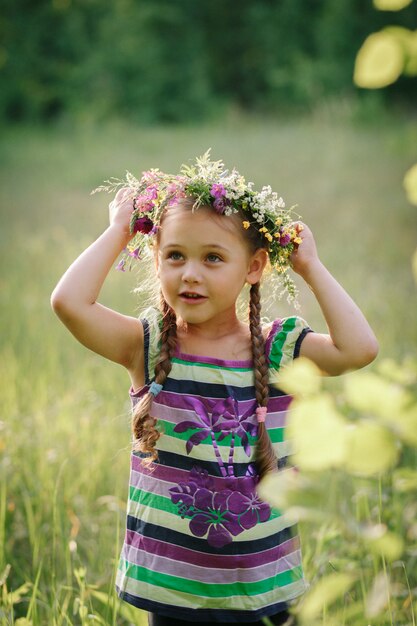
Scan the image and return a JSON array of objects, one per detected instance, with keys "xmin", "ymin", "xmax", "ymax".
[
  {"xmin": 188, "ymin": 488, "xmax": 244, "ymax": 548},
  {"xmin": 170, "ymin": 467, "xmax": 271, "ymax": 548},
  {"xmin": 128, "ymin": 247, "xmax": 141, "ymax": 258},
  {"xmin": 133, "ymin": 216, "xmax": 154, "ymax": 234},
  {"xmin": 210, "ymin": 183, "xmax": 226, "ymax": 199},
  {"xmin": 228, "ymin": 489, "xmax": 271, "ymax": 530},
  {"xmin": 280, "ymin": 233, "xmax": 291, "ymax": 246},
  {"xmin": 212, "ymin": 197, "xmax": 227, "ymax": 214},
  {"xmin": 146, "ymin": 185, "xmax": 158, "ymax": 200},
  {"xmin": 116, "ymin": 259, "xmax": 126, "ymax": 272}
]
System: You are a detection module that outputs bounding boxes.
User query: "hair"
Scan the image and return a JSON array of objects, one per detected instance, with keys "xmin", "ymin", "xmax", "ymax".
[{"xmin": 131, "ymin": 197, "xmax": 277, "ymax": 478}]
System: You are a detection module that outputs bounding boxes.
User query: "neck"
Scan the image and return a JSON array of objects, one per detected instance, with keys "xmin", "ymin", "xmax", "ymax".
[{"xmin": 177, "ymin": 313, "xmax": 245, "ymax": 342}]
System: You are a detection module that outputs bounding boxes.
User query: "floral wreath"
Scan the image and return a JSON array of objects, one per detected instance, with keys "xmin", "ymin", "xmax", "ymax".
[{"xmin": 92, "ymin": 149, "xmax": 303, "ymax": 304}]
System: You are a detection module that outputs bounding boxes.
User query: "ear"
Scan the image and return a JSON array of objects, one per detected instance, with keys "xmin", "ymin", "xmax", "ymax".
[{"xmin": 246, "ymin": 248, "xmax": 268, "ymax": 285}]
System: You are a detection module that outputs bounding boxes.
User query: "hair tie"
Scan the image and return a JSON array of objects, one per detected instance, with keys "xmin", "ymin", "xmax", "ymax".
[
  {"xmin": 256, "ymin": 406, "xmax": 267, "ymax": 423},
  {"xmin": 149, "ymin": 381, "xmax": 163, "ymax": 397}
]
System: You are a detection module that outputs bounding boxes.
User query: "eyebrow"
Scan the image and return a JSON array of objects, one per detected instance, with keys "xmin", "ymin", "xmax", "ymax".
[{"xmin": 161, "ymin": 244, "xmax": 229, "ymax": 251}]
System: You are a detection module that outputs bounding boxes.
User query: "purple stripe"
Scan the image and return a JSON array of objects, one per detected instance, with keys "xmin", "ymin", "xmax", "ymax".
[
  {"xmin": 150, "ymin": 402, "xmax": 289, "ymax": 429},
  {"xmin": 124, "ymin": 531, "xmax": 300, "ymax": 569},
  {"xmin": 174, "ymin": 347, "xmax": 253, "ymax": 368},
  {"xmin": 122, "ymin": 541, "xmax": 302, "ymax": 583},
  {"xmin": 130, "ymin": 460, "xmax": 271, "ymax": 497},
  {"xmin": 130, "ymin": 387, "xmax": 292, "ymax": 412},
  {"xmin": 265, "ymin": 320, "xmax": 282, "ymax": 362}
]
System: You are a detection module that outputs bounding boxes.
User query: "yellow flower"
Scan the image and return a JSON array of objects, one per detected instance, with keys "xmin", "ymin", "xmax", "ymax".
[
  {"xmin": 294, "ymin": 236, "xmax": 303, "ymax": 245},
  {"xmin": 265, "ymin": 233, "xmax": 273, "ymax": 242},
  {"xmin": 259, "ymin": 227, "xmax": 268, "ymax": 233},
  {"xmin": 274, "ymin": 232, "xmax": 281, "ymax": 238},
  {"xmin": 243, "ymin": 221, "xmax": 250, "ymax": 229},
  {"xmin": 275, "ymin": 218, "xmax": 283, "ymax": 226}
]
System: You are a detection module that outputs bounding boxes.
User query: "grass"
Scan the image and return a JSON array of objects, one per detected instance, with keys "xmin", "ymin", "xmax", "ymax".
[{"xmin": 0, "ymin": 110, "xmax": 416, "ymax": 624}]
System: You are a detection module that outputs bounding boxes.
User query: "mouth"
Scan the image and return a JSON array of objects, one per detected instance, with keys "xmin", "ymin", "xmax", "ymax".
[{"xmin": 179, "ymin": 291, "xmax": 207, "ymax": 302}]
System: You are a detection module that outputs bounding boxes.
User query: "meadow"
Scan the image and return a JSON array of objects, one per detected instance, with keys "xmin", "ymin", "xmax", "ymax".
[{"xmin": 1, "ymin": 111, "xmax": 416, "ymax": 625}]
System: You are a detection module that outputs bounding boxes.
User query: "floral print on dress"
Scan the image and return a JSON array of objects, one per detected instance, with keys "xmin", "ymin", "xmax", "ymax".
[{"xmin": 169, "ymin": 396, "xmax": 271, "ymax": 548}]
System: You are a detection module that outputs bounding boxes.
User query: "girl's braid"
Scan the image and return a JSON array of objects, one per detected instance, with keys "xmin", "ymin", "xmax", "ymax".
[
  {"xmin": 132, "ymin": 294, "xmax": 177, "ymax": 462},
  {"xmin": 249, "ymin": 282, "xmax": 277, "ymax": 479}
]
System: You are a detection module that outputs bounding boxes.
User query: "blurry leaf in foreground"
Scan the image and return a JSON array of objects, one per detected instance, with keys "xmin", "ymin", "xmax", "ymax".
[
  {"xmin": 395, "ymin": 406, "xmax": 417, "ymax": 446},
  {"xmin": 412, "ymin": 248, "xmax": 417, "ymax": 285},
  {"xmin": 354, "ymin": 31, "xmax": 404, "ymax": 88},
  {"xmin": 377, "ymin": 357, "xmax": 417, "ymax": 386},
  {"xmin": 288, "ymin": 395, "xmax": 348, "ymax": 470},
  {"xmin": 299, "ymin": 573, "xmax": 356, "ymax": 621},
  {"xmin": 365, "ymin": 571, "xmax": 390, "ymax": 618},
  {"xmin": 374, "ymin": 0, "xmax": 413, "ymax": 9},
  {"xmin": 385, "ymin": 27, "xmax": 417, "ymax": 76},
  {"xmin": 404, "ymin": 162, "xmax": 417, "ymax": 205},
  {"xmin": 276, "ymin": 357, "xmax": 322, "ymax": 397},
  {"xmin": 259, "ymin": 470, "xmax": 326, "ymax": 523},
  {"xmin": 362, "ymin": 524, "xmax": 404, "ymax": 560},
  {"xmin": 344, "ymin": 371, "xmax": 412, "ymax": 422},
  {"xmin": 393, "ymin": 467, "xmax": 417, "ymax": 492},
  {"xmin": 345, "ymin": 421, "xmax": 399, "ymax": 476}
]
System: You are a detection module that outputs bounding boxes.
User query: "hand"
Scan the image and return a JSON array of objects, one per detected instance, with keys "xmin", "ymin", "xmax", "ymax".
[
  {"xmin": 109, "ymin": 187, "xmax": 135, "ymax": 238},
  {"xmin": 290, "ymin": 222, "xmax": 321, "ymax": 278}
]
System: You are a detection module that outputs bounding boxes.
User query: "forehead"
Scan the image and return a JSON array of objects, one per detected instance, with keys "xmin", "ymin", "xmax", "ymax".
[{"xmin": 158, "ymin": 206, "xmax": 248, "ymax": 250}]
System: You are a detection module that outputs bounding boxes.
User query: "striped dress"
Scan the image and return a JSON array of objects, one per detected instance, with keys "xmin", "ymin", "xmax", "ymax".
[{"xmin": 116, "ymin": 306, "xmax": 313, "ymax": 623}]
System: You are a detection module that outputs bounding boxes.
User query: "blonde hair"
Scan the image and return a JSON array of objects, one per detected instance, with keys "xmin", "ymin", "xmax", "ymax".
[{"xmin": 132, "ymin": 198, "xmax": 277, "ymax": 478}]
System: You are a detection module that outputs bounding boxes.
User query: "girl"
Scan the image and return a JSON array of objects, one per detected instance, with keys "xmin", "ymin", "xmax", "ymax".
[{"xmin": 51, "ymin": 153, "xmax": 378, "ymax": 626}]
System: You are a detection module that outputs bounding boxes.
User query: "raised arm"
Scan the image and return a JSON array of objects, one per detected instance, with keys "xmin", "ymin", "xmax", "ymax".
[
  {"xmin": 50, "ymin": 188, "xmax": 144, "ymax": 371},
  {"xmin": 291, "ymin": 223, "xmax": 379, "ymax": 376}
]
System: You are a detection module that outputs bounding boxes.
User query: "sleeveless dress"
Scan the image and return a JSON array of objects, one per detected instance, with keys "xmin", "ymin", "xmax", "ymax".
[{"xmin": 116, "ymin": 307, "xmax": 313, "ymax": 623}]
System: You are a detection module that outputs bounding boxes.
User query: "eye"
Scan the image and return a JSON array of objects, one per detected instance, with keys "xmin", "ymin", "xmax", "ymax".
[
  {"xmin": 206, "ymin": 253, "xmax": 222, "ymax": 263},
  {"xmin": 167, "ymin": 251, "xmax": 184, "ymax": 261}
]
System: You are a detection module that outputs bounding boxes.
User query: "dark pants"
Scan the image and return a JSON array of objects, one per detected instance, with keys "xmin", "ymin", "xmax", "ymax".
[{"xmin": 148, "ymin": 610, "xmax": 294, "ymax": 626}]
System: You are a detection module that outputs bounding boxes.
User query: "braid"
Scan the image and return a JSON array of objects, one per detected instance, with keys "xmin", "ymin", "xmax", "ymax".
[
  {"xmin": 249, "ymin": 282, "xmax": 277, "ymax": 479},
  {"xmin": 132, "ymin": 293, "xmax": 177, "ymax": 463}
]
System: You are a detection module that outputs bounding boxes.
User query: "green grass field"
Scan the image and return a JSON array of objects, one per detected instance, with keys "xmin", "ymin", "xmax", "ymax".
[{"xmin": 1, "ymin": 113, "xmax": 416, "ymax": 624}]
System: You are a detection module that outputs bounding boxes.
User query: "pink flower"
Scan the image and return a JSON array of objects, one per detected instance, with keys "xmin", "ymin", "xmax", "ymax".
[
  {"xmin": 134, "ymin": 195, "xmax": 154, "ymax": 213},
  {"xmin": 146, "ymin": 185, "xmax": 158, "ymax": 200},
  {"xmin": 210, "ymin": 183, "xmax": 226, "ymax": 199}
]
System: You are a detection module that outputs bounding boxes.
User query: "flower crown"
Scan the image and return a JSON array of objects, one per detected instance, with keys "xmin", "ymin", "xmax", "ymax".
[{"xmin": 92, "ymin": 149, "xmax": 303, "ymax": 304}]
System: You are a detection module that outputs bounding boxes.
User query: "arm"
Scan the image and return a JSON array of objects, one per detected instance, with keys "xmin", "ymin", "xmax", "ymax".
[
  {"xmin": 50, "ymin": 188, "xmax": 144, "ymax": 370},
  {"xmin": 291, "ymin": 223, "xmax": 379, "ymax": 376}
]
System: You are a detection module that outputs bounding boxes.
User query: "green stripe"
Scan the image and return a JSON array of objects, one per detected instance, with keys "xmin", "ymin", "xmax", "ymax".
[
  {"xmin": 172, "ymin": 357, "xmax": 252, "ymax": 372},
  {"xmin": 129, "ymin": 486, "xmax": 178, "ymax": 514},
  {"xmin": 117, "ymin": 567, "xmax": 307, "ymax": 610},
  {"xmin": 158, "ymin": 419, "xmax": 284, "ymax": 445},
  {"xmin": 120, "ymin": 559, "xmax": 303, "ymax": 598},
  {"xmin": 269, "ymin": 317, "xmax": 298, "ymax": 371}
]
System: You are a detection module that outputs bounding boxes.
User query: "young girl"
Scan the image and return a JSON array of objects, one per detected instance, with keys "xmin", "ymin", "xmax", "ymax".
[{"xmin": 51, "ymin": 153, "xmax": 378, "ymax": 626}]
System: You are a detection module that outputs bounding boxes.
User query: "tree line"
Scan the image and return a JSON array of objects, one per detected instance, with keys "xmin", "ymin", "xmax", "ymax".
[{"xmin": 1, "ymin": 0, "xmax": 416, "ymax": 124}]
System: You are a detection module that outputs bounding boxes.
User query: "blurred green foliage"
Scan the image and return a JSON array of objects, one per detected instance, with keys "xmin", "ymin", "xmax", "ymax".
[
  {"xmin": 261, "ymin": 356, "xmax": 417, "ymax": 625},
  {"xmin": 1, "ymin": 0, "xmax": 417, "ymax": 124}
]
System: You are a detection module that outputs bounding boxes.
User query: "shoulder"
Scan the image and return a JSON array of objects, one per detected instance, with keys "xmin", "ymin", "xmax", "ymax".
[{"xmin": 266, "ymin": 316, "xmax": 313, "ymax": 371}]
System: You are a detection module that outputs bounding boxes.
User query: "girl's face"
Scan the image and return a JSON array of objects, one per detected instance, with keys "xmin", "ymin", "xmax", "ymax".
[{"xmin": 155, "ymin": 206, "xmax": 266, "ymax": 328}]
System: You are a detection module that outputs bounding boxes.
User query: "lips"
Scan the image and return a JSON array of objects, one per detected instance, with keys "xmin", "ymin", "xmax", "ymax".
[{"xmin": 179, "ymin": 291, "xmax": 207, "ymax": 302}]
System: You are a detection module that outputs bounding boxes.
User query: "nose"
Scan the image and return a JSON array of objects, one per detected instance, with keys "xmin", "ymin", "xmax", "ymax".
[{"xmin": 182, "ymin": 261, "xmax": 202, "ymax": 284}]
